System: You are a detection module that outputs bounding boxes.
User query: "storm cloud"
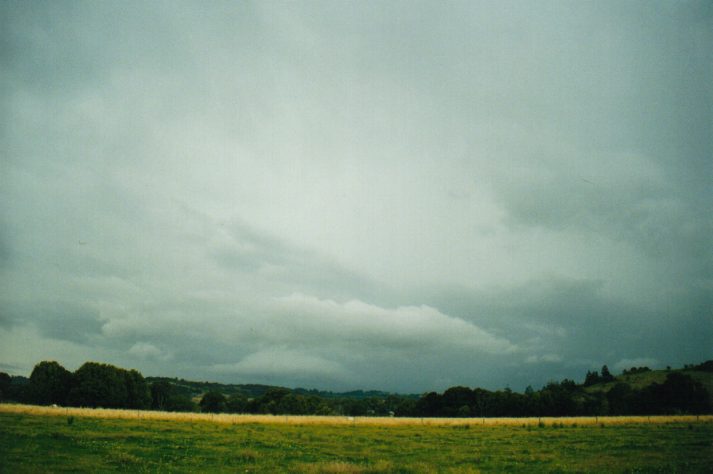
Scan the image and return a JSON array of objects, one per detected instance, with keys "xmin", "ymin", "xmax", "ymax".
[{"xmin": 1, "ymin": 0, "xmax": 711, "ymax": 392}]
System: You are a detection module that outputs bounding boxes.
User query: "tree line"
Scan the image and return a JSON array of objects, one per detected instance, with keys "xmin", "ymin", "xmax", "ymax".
[
  {"xmin": 1, "ymin": 360, "xmax": 710, "ymax": 416},
  {"xmin": 0, "ymin": 361, "xmax": 152, "ymax": 409},
  {"xmin": 408, "ymin": 370, "xmax": 710, "ymax": 417}
]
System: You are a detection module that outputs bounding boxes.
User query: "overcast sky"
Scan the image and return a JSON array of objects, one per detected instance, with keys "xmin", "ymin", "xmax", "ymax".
[{"xmin": 1, "ymin": 0, "xmax": 711, "ymax": 393}]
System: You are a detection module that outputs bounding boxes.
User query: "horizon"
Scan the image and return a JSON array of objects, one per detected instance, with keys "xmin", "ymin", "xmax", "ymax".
[
  {"xmin": 1, "ymin": 1, "xmax": 711, "ymax": 394},
  {"xmin": 5, "ymin": 356, "xmax": 709, "ymax": 397}
]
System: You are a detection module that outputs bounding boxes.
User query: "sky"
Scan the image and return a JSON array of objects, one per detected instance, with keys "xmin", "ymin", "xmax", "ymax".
[{"xmin": 1, "ymin": 0, "xmax": 711, "ymax": 393}]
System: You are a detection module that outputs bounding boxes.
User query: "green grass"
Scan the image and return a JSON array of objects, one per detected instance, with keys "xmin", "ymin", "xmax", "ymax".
[{"xmin": 1, "ymin": 412, "xmax": 712, "ymax": 473}]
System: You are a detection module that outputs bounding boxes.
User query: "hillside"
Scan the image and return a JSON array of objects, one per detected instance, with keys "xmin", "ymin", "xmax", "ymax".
[
  {"xmin": 5, "ymin": 359, "xmax": 710, "ymax": 416},
  {"xmin": 144, "ymin": 377, "xmax": 411, "ymax": 401},
  {"xmin": 145, "ymin": 377, "xmax": 278, "ymax": 400},
  {"xmin": 583, "ymin": 367, "xmax": 713, "ymax": 405}
]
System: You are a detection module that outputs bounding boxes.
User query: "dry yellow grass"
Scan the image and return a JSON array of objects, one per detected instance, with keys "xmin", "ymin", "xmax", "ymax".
[{"xmin": 1, "ymin": 403, "xmax": 710, "ymax": 426}]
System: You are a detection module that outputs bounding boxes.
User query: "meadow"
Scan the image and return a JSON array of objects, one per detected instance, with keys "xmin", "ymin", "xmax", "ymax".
[{"xmin": 1, "ymin": 404, "xmax": 712, "ymax": 473}]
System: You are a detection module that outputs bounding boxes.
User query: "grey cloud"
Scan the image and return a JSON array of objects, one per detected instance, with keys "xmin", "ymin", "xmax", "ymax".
[
  {"xmin": 212, "ymin": 217, "xmax": 384, "ymax": 300},
  {"xmin": 1, "ymin": 1, "xmax": 710, "ymax": 392},
  {"xmin": 1, "ymin": 301, "xmax": 103, "ymax": 344},
  {"xmin": 425, "ymin": 276, "xmax": 712, "ymax": 384},
  {"xmin": 210, "ymin": 350, "xmax": 348, "ymax": 382},
  {"xmin": 0, "ymin": 362, "xmax": 25, "ymax": 373},
  {"xmin": 270, "ymin": 293, "xmax": 515, "ymax": 354}
]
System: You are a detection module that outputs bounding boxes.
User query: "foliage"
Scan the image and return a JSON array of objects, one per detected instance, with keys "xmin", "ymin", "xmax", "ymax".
[
  {"xmin": 0, "ymin": 371, "xmax": 13, "ymax": 401},
  {"xmin": 600, "ymin": 365, "xmax": 614, "ymax": 382},
  {"xmin": 200, "ymin": 391, "xmax": 227, "ymax": 413},
  {"xmin": 124, "ymin": 369, "xmax": 151, "ymax": 409},
  {"xmin": 622, "ymin": 366, "xmax": 651, "ymax": 376},
  {"xmin": 225, "ymin": 393, "xmax": 248, "ymax": 413},
  {"xmin": 9, "ymin": 359, "xmax": 713, "ymax": 417},
  {"xmin": 690, "ymin": 360, "xmax": 713, "ymax": 372},
  {"xmin": 410, "ymin": 373, "xmax": 710, "ymax": 418},
  {"xmin": 27, "ymin": 361, "xmax": 73, "ymax": 406},
  {"xmin": 150, "ymin": 380, "xmax": 172, "ymax": 410},
  {"xmin": 68, "ymin": 362, "xmax": 130, "ymax": 408},
  {"xmin": 149, "ymin": 379, "xmax": 196, "ymax": 412},
  {"xmin": 584, "ymin": 365, "xmax": 615, "ymax": 386},
  {"xmin": 42, "ymin": 362, "xmax": 151, "ymax": 409}
]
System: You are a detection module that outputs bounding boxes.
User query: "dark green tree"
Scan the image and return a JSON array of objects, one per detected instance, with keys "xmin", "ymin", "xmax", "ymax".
[
  {"xmin": 0, "ymin": 371, "xmax": 12, "ymax": 401},
  {"xmin": 28, "ymin": 361, "xmax": 73, "ymax": 405},
  {"xmin": 165, "ymin": 394, "xmax": 197, "ymax": 412},
  {"xmin": 414, "ymin": 392, "xmax": 441, "ymax": 417},
  {"xmin": 601, "ymin": 365, "xmax": 614, "ymax": 382},
  {"xmin": 199, "ymin": 391, "xmax": 226, "ymax": 413},
  {"xmin": 226, "ymin": 393, "xmax": 248, "ymax": 413},
  {"xmin": 68, "ymin": 362, "xmax": 128, "ymax": 408},
  {"xmin": 150, "ymin": 380, "xmax": 173, "ymax": 410},
  {"xmin": 583, "ymin": 370, "xmax": 600, "ymax": 386},
  {"xmin": 654, "ymin": 372, "xmax": 710, "ymax": 414},
  {"xmin": 275, "ymin": 393, "xmax": 309, "ymax": 414},
  {"xmin": 124, "ymin": 369, "xmax": 151, "ymax": 409},
  {"xmin": 607, "ymin": 383, "xmax": 633, "ymax": 415},
  {"xmin": 441, "ymin": 386, "xmax": 474, "ymax": 417},
  {"xmin": 342, "ymin": 399, "xmax": 368, "ymax": 416},
  {"xmin": 472, "ymin": 388, "xmax": 491, "ymax": 417},
  {"xmin": 256, "ymin": 387, "xmax": 291, "ymax": 414}
]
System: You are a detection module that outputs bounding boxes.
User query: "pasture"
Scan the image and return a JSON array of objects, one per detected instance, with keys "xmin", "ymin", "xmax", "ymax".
[{"xmin": 1, "ymin": 404, "xmax": 712, "ymax": 473}]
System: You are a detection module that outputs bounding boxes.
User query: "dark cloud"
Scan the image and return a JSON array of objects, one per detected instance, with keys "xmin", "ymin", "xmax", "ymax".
[
  {"xmin": 1, "ymin": 301, "xmax": 103, "ymax": 344},
  {"xmin": 1, "ymin": 1, "xmax": 710, "ymax": 392},
  {"xmin": 426, "ymin": 277, "xmax": 712, "ymax": 386}
]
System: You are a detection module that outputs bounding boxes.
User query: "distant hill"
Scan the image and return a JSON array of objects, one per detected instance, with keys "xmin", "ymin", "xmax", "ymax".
[
  {"xmin": 145, "ymin": 377, "xmax": 277, "ymax": 400},
  {"xmin": 293, "ymin": 388, "xmax": 417, "ymax": 400},
  {"xmin": 583, "ymin": 365, "xmax": 713, "ymax": 405},
  {"xmin": 5, "ymin": 359, "xmax": 711, "ymax": 416},
  {"xmin": 144, "ymin": 377, "xmax": 414, "ymax": 401}
]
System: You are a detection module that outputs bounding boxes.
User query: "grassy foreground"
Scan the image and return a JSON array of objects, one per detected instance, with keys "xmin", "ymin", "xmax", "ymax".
[{"xmin": 1, "ymin": 406, "xmax": 712, "ymax": 473}]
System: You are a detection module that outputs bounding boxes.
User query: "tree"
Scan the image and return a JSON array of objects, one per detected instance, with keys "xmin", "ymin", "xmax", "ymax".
[
  {"xmin": 584, "ymin": 370, "xmax": 600, "ymax": 386},
  {"xmin": 275, "ymin": 393, "xmax": 309, "ymax": 415},
  {"xmin": 539, "ymin": 380, "xmax": 578, "ymax": 416},
  {"xmin": 150, "ymin": 380, "xmax": 173, "ymax": 410},
  {"xmin": 199, "ymin": 391, "xmax": 226, "ymax": 413},
  {"xmin": 601, "ymin": 365, "xmax": 614, "ymax": 383},
  {"xmin": 226, "ymin": 393, "xmax": 248, "ymax": 413},
  {"xmin": 256, "ymin": 387, "xmax": 291, "ymax": 414},
  {"xmin": 28, "ymin": 361, "xmax": 73, "ymax": 405},
  {"xmin": 471, "ymin": 388, "xmax": 491, "ymax": 417},
  {"xmin": 441, "ymin": 386, "xmax": 474, "ymax": 417},
  {"xmin": 342, "ymin": 399, "xmax": 368, "ymax": 416},
  {"xmin": 0, "ymin": 372, "xmax": 11, "ymax": 401},
  {"xmin": 656, "ymin": 372, "xmax": 710, "ymax": 414},
  {"xmin": 607, "ymin": 383, "xmax": 633, "ymax": 415},
  {"xmin": 124, "ymin": 369, "xmax": 151, "ymax": 409},
  {"xmin": 165, "ymin": 394, "xmax": 197, "ymax": 412},
  {"xmin": 68, "ymin": 362, "xmax": 128, "ymax": 408},
  {"xmin": 414, "ymin": 392, "xmax": 441, "ymax": 417}
]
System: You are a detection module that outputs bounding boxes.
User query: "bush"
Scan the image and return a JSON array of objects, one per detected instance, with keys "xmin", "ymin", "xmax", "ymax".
[{"xmin": 199, "ymin": 391, "xmax": 226, "ymax": 413}]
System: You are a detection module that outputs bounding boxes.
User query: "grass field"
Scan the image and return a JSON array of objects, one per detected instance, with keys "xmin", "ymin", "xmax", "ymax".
[{"xmin": 1, "ymin": 404, "xmax": 712, "ymax": 473}]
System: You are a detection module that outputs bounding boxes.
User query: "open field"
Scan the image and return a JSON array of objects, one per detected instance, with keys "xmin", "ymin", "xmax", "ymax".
[
  {"xmin": 2, "ymin": 403, "xmax": 711, "ymax": 427},
  {"xmin": 1, "ymin": 405, "xmax": 712, "ymax": 473}
]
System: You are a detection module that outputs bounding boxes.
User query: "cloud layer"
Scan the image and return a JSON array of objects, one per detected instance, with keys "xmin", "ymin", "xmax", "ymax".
[{"xmin": 1, "ymin": 1, "xmax": 711, "ymax": 392}]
